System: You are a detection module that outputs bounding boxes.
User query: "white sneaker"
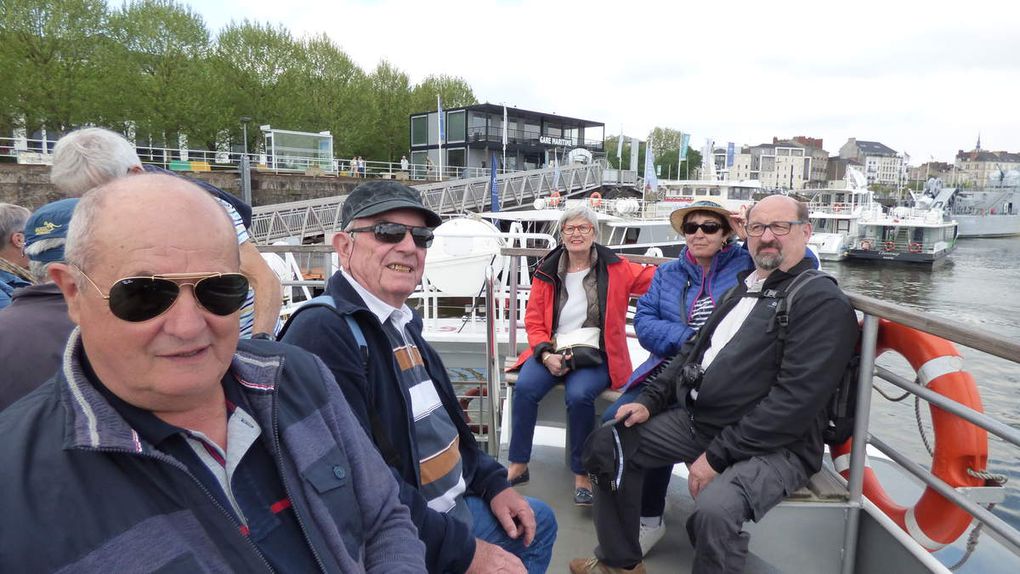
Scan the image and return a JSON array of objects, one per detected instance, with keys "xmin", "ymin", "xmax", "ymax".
[{"xmin": 638, "ymin": 519, "xmax": 666, "ymax": 557}]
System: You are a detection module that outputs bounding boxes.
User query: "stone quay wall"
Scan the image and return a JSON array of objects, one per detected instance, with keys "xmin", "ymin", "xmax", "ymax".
[{"xmin": 0, "ymin": 163, "xmax": 362, "ymax": 210}]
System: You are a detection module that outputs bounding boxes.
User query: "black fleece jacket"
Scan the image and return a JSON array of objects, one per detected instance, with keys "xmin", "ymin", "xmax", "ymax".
[{"xmin": 636, "ymin": 259, "xmax": 859, "ymax": 475}]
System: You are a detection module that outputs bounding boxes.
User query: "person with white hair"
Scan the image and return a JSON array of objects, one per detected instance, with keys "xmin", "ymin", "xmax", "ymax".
[
  {"xmin": 0, "ymin": 202, "xmax": 33, "ymax": 310},
  {"xmin": 50, "ymin": 127, "xmax": 282, "ymax": 338},
  {"xmin": 507, "ymin": 204, "xmax": 656, "ymax": 506}
]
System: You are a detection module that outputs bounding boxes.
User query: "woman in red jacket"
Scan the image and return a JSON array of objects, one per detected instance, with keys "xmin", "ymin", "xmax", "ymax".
[{"xmin": 508, "ymin": 205, "xmax": 654, "ymax": 505}]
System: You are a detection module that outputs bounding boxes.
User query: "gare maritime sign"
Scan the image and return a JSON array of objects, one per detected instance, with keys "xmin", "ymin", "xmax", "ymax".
[{"xmin": 539, "ymin": 135, "xmax": 572, "ymax": 146}]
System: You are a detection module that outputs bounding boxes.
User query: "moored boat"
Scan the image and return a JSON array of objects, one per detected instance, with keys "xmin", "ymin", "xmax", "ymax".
[{"xmin": 847, "ymin": 206, "xmax": 958, "ymax": 266}]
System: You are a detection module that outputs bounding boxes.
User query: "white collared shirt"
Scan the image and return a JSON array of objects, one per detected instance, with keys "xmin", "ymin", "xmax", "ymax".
[
  {"xmin": 700, "ymin": 270, "xmax": 770, "ymax": 372},
  {"xmin": 342, "ymin": 269, "xmax": 414, "ymax": 334}
]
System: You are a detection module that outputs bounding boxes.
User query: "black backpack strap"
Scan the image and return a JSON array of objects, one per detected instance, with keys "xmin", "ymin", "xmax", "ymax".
[
  {"xmin": 279, "ymin": 296, "xmax": 401, "ymax": 467},
  {"xmin": 769, "ymin": 270, "xmax": 836, "ymax": 366}
]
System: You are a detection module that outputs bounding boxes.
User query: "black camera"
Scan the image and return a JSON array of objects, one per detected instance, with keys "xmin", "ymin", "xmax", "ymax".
[{"xmin": 679, "ymin": 362, "xmax": 705, "ymax": 389}]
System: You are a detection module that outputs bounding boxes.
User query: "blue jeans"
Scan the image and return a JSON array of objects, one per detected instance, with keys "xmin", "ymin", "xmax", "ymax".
[
  {"xmin": 603, "ymin": 384, "xmax": 674, "ymax": 518},
  {"xmin": 468, "ymin": 495, "xmax": 557, "ymax": 574},
  {"xmin": 510, "ymin": 358, "xmax": 610, "ymax": 475}
]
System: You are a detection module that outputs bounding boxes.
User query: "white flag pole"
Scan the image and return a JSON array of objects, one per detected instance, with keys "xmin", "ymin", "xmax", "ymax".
[{"xmin": 437, "ymin": 96, "xmax": 444, "ymax": 180}]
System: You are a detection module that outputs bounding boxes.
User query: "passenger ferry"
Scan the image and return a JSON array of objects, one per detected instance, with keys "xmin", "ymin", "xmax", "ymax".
[
  {"xmin": 804, "ymin": 187, "xmax": 884, "ymax": 261},
  {"xmin": 846, "ymin": 206, "xmax": 959, "ymax": 266}
]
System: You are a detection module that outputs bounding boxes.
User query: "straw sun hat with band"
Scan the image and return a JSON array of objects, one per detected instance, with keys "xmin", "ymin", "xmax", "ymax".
[{"xmin": 668, "ymin": 200, "xmax": 734, "ymax": 236}]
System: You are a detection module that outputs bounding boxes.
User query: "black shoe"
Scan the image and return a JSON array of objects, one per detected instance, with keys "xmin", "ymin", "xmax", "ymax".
[
  {"xmin": 574, "ymin": 487, "xmax": 594, "ymax": 506},
  {"xmin": 509, "ymin": 469, "xmax": 530, "ymax": 486}
]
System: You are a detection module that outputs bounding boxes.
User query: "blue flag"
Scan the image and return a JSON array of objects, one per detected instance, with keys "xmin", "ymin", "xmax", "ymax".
[
  {"xmin": 490, "ymin": 152, "xmax": 500, "ymax": 212},
  {"xmin": 437, "ymin": 95, "xmax": 445, "ymax": 143}
]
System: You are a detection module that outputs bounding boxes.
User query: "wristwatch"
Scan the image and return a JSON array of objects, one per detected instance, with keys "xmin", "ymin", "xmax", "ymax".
[{"xmin": 251, "ymin": 332, "xmax": 276, "ymax": 341}]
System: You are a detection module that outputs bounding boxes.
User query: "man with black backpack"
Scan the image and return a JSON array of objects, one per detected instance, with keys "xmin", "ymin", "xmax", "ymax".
[{"xmin": 571, "ymin": 196, "xmax": 859, "ymax": 574}]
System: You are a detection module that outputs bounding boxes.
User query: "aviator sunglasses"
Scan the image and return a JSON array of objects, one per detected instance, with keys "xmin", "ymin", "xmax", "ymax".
[
  {"xmin": 681, "ymin": 221, "xmax": 724, "ymax": 235},
  {"xmin": 348, "ymin": 222, "xmax": 434, "ymax": 248},
  {"xmin": 72, "ymin": 265, "xmax": 249, "ymax": 322}
]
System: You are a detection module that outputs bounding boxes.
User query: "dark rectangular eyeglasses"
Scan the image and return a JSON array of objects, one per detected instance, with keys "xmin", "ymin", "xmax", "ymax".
[
  {"xmin": 72, "ymin": 264, "xmax": 249, "ymax": 322},
  {"xmin": 348, "ymin": 222, "xmax": 434, "ymax": 248},
  {"xmin": 744, "ymin": 221, "xmax": 805, "ymax": 237},
  {"xmin": 681, "ymin": 221, "xmax": 724, "ymax": 235}
]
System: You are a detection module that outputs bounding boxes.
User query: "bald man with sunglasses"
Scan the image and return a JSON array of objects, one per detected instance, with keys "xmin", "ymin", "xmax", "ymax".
[
  {"xmin": 281, "ymin": 181, "xmax": 558, "ymax": 574},
  {"xmin": 0, "ymin": 174, "xmax": 426, "ymax": 573}
]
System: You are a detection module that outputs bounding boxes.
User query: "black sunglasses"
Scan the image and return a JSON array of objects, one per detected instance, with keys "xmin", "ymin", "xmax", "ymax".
[
  {"xmin": 73, "ymin": 265, "xmax": 249, "ymax": 322},
  {"xmin": 681, "ymin": 221, "xmax": 724, "ymax": 235},
  {"xmin": 348, "ymin": 222, "xmax": 434, "ymax": 248}
]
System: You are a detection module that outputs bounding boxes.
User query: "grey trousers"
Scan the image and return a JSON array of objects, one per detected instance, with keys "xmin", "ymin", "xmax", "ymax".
[{"xmin": 592, "ymin": 407, "xmax": 809, "ymax": 574}]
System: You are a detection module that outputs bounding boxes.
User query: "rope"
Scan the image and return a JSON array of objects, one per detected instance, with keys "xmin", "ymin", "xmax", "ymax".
[
  {"xmin": 948, "ymin": 512, "xmax": 991, "ymax": 571},
  {"xmin": 967, "ymin": 468, "xmax": 1008, "ymax": 485},
  {"xmin": 873, "ymin": 384, "xmax": 912, "ymax": 402},
  {"xmin": 914, "ymin": 394, "xmax": 936, "ymax": 457}
]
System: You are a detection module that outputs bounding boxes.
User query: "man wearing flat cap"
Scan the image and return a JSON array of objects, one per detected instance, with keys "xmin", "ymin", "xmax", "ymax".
[
  {"xmin": 282, "ymin": 181, "xmax": 558, "ymax": 574},
  {"xmin": 0, "ymin": 198, "xmax": 78, "ymax": 411}
]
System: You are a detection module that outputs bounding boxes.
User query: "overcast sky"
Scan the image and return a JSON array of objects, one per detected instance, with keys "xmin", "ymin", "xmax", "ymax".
[{"xmin": 183, "ymin": 0, "xmax": 1020, "ymax": 164}]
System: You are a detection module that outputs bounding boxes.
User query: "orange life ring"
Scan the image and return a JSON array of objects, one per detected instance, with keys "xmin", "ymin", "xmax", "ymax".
[
  {"xmin": 549, "ymin": 190, "xmax": 561, "ymax": 206},
  {"xmin": 883, "ymin": 241, "xmax": 896, "ymax": 252},
  {"xmin": 830, "ymin": 319, "xmax": 987, "ymax": 551},
  {"xmin": 860, "ymin": 239, "xmax": 873, "ymax": 251},
  {"xmin": 909, "ymin": 242, "xmax": 922, "ymax": 254},
  {"xmin": 588, "ymin": 192, "xmax": 603, "ymax": 207}
]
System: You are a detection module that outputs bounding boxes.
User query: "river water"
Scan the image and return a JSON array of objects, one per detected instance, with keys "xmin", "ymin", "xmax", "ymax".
[{"xmin": 825, "ymin": 237, "xmax": 1020, "ymax": 571}]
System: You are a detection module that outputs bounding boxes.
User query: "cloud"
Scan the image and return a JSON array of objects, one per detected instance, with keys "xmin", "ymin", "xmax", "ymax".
[{"xmin": 183, "ymin": 0, "xmax": 1020, "ymax": 162}]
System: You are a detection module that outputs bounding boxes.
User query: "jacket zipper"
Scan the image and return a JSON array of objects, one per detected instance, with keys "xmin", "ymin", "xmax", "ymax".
[
  {"xmin": 270, "ymin": 397, "xmax": 329, "ymax": 573},
  {"xmin": 80, "ymin": 445, "xmax": 277, "ymax": 574}
]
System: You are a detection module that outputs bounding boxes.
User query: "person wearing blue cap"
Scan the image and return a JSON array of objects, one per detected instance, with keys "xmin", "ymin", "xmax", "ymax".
[{"xmin": 0, "ymin": 198, "xmax": 79, "ymax": 411}]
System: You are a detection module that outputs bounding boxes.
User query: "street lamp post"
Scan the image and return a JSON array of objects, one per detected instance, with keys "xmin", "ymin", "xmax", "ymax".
[{"xmin": 239, "ymin": 116, "xmax": 252, "ymax": 161}]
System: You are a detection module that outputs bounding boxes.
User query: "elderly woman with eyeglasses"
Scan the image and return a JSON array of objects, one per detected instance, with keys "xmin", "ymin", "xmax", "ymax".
[{"xmin": 507, "ymin": 204, "xmax": 655, "ymax": 505}]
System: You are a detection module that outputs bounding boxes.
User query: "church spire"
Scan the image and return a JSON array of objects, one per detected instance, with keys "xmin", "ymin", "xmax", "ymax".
[{"xmin": 976, "ymin": 132, "xmax": 982, "ymax": 151}]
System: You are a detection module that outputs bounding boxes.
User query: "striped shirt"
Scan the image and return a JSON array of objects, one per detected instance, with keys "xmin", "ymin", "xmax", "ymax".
[
  {"xmin": 344, "ymin": 271, "xmax": 471, "ymax": 526},
  {"xmin": 688, "ymin": 293, "xmax": 715, "ymax": 331},
  {"xmin": 214, "ymin": 197, "xmax": 257, "ymax": 338}
]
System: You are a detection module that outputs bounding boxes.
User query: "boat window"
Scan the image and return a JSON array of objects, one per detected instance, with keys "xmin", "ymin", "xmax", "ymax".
[
  {"xmin": 624, "ymin": 227, "xmax": 641, "ymax": 245},
  {"xmin": 695, "ymin": 188, "xmax": 708, "ymax": 196},
  {"xmin": 913, "ymin": 228, "xmax": 924, "ymax": 242},
  {"xmin": 709, "ymin": 189, "xmax": 720, "ymax": 196},
  {"xmin": 837, "ymin": 220, "xmax": 850, "ymax": 233}
]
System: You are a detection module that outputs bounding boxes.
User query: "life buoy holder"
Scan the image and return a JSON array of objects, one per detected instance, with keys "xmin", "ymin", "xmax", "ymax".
[
  {"xmin": 549, "ymin": 190, "xmax": 561, "ymax": 207},
  {"xmin": 883, "ymin": 241, "xmax": 896, "ymax": 252},
  {"xmin": 860, "ymin": 239, "xmax": 873, "ymax": 251},
  {"xmin": 909, "ymin": 242, "xmax": 922, "ymax": 254},
  {"xmin": 588, "ymin": 192, "xmax": 603, "ymax": 208},
  {"xmin": 830, "ymin": 319, "xmax": 987, "ymax": 551}
]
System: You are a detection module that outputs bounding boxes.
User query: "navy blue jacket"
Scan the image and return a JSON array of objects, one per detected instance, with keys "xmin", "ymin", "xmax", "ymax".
[
  {"xmin": 0, "ymin": 332, "xmax": 426, "ymax": 573},
  {"xmin": 281, "ymin": 272, "xmax": 511, "ymax": 574}
]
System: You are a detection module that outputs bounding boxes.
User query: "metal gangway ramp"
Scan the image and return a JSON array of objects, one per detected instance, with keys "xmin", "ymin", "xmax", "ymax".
[{"xmin": 249, "ymin": 162, "xmax": 604, "ymax": 244}]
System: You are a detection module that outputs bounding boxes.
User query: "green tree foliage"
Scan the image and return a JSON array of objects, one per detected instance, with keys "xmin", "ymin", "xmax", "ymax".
[
  {"xmin": 109, "ymin": 0, "xmax": 219, "ymax": 147},
  {"xmin": 0, "ymin": 0, "xmax": 113, "ymax": 133},
  {"xmin": 410, "ymin": 74, "xmax": 477, "ymax": 112},
  {"xmin": 212, "ymin": 20, "xmax": 302, "ymax": 151},
  {"xmin": 606, "ymin": 131, "xmax": 701, "ymax": 179},
  {"xmin": 363, "ymin": 61, "xmax": 411, "ymax": 162},
  {"xmin": 0, "ymin": 0, "xmax": 480, "ymax": 163}
]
